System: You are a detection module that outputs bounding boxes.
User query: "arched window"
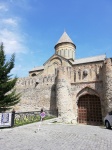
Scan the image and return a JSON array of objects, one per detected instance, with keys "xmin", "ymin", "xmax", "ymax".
[
  {"xmin": 60, "ymin": 50, "xmax": 62, "ymax": 55},
  {"xmin": 32, "ymin": 73, "xmax": 36, "ymax": 77},
  {"xmin": 64, "ymin": 50, "xmax": 65, "ymax": 57},
  {"xmin": 53, "ymin": 62, "xmax": 58, "ymax": 75},
  {"xmin": 72, "ymin": 51, "xmax": 74, "ymax": 59},
  {"xmin": 68, "ymin": 50, "xmax": 69, "ymax": 57}
]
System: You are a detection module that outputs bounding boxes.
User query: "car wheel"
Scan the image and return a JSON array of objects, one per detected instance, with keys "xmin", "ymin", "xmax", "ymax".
[{"xmin": 105, "ymin": 121, "xmax": 111, "ymax": 129}]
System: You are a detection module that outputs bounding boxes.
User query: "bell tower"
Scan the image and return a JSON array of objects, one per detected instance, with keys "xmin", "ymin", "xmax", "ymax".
[{"xmin": 54, "ymin": 31, "xmax": 76, "ymax": 61}]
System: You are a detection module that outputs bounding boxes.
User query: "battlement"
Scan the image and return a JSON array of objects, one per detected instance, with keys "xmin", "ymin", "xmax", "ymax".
[{"xmin": 16, "ymin": 74, "xmax": 56, "ymax": 87}]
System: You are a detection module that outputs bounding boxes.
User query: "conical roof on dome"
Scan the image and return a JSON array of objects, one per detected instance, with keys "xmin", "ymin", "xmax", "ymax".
[{"xmin": 56, "ymin": 31, "xmax": 74, "ymax": 45}]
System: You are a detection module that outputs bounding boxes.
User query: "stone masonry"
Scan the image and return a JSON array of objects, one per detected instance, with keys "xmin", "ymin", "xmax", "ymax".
[
  {"xmin": 14, "ymin": 31, "xmax": 112, "ymax": 125},
  {"xmin": 56, "ymin": 67, "xmax": 76, "ymax": 123}
]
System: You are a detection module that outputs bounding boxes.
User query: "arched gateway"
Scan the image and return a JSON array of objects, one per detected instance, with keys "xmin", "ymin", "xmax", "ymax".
[{"xmin": 78, "ymin": 94, "xmax": 102, "ymax": 125}]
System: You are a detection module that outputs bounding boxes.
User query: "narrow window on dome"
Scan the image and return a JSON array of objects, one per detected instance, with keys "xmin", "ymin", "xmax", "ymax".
[
  {"xmin": 55, "ymin": 68, "xmax": 57, "ymax": 75},
  {"xmin": 61, "ymin": 49, "xmax": 63, "ymax": 56},
  {"xmin": 65, "ymin": 49, "xmax": 67, "ymax": 57}
]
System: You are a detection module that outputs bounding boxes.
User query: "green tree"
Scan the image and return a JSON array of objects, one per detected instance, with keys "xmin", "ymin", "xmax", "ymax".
[{"xmin": 0, "ymin": 43, "xmax": 20, "ymax": 112}]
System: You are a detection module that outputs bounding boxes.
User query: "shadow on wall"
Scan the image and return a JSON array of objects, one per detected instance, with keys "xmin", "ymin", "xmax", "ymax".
[
  {"xmin": 50, "ymin": 84, "xmax": 57, "ymax": 116},
  {"xmin": 98, "ymin": 61, "xmax": 109, "ymax": 117}
]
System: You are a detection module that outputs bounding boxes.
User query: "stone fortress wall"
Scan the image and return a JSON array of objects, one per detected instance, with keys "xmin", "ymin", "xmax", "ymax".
[
  {"xmin": 103, "ymin": 58, "xmax": 112, "ymax": 113},
  {"xmin": 15, "ymin": 74, "xmax": 56, "ymax": 112},
  {"xmin": 14, "ymin": 31, "xmax": 112, "ymax": 124},
  {"xmin": 15, "ymin": 58, "xmax": 112, "ymax": 122}
]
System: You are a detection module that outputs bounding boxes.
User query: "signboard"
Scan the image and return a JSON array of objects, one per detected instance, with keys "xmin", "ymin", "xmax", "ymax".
[
  {"xmin": 40, "ymin": 112, "xmax": 46, "ymax": 118},
  {"xmin": 0, "ymin": 113, "xmax": 12, "ymax": 127}
]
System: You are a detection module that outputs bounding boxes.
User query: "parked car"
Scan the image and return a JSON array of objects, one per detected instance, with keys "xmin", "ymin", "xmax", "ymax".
[{"xmin": 104, "ymin": 111, "xmax": 112, "ymax": 129}]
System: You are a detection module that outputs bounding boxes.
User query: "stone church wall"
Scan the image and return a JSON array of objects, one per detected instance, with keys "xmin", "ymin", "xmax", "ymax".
[
  {"xmin": 10, "ymin": 30, "xmax": 112, "ymax": 124},
  {"xmin": 73, "ymin": 62, "xmax": 103, "ymax": 83},
  {"xmin": 14, "ymin": 59, "xmax": 112, "ymax": 121},
  {"xmin": 72, "ymin": 61, "xmax": 106, "ymax": 118}
]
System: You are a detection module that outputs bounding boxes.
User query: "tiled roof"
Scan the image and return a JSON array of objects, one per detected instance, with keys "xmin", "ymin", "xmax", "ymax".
[
  {"xmin": 29, "ymin": 66, "xmax": 44, "ymax": 72},
  {"xmin": 73, "ymin": 55, "xmax": 106, "ymax": 65},
  {"xmin": 56, "ymin": 31, "xmax": 74, "ymax": 45}
]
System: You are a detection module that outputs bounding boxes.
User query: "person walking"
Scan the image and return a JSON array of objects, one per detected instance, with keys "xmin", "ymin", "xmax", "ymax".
[
  {"xmin": 35, "ymin": 108, "xmax": 46, "ymax": 132},
  {"xmin": 40, "ymin": 108, "xmax": 46, "ymax": 121}
]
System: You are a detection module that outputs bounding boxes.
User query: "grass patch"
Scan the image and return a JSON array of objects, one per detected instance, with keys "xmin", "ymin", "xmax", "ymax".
[{"xmin": 14, "ymin": 115, "xmax": 56, "ymax": 127}]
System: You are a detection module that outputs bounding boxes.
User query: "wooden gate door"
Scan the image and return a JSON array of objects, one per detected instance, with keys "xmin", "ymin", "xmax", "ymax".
[{"xmin": 78, "ymin": 94, "xmax": 102, "ymax": 125}]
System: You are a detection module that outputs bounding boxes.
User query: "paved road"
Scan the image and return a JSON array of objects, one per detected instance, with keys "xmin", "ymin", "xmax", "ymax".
[{"xmin": 0, "ymin": 121, "xmax": 112, "ymax": 150}]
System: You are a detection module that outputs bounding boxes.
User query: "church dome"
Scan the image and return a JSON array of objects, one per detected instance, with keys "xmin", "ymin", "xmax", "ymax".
[
  {"xmin": 55, "ymin": 31, "xmax": 76, "ymax": 61},
  {"xmin": 55, "ymin": 31, "xmax": 76, "ymax": 48}
]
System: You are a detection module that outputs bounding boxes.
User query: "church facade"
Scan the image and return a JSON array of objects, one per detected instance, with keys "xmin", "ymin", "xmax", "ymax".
[{"xmin": 15, "ymin": 32, "xmax": 112, "ymax": 125}]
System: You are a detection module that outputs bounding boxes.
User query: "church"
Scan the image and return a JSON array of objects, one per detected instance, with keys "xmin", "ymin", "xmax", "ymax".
[{"xmin": 15, "ymin": 31, "xmax": 112, "ymax": 125}]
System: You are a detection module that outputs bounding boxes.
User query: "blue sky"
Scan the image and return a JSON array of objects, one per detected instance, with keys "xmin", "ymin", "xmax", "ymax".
[{"xmin": 0, "ymin": 0, "xmax": 112, "ymax": 77}]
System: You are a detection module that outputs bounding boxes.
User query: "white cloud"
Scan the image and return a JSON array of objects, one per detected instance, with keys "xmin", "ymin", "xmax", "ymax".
[
  {"xmin": 0, "ymin": 1, "xmax": 31, "ymax": 77},
  {"xmin": 0, "ymin": 29, "xmax": 27, "ymax": 54},
  {"xmin": 0, "ymin": 3, "xmax": 8, "ymax": 11},
  {"xmin": 0, "ymin": 2, "xmax": 28, "ymax": 55},
  {"xmin": 2, "ymin": 18, "xmax": 17, "ymax": 27}
]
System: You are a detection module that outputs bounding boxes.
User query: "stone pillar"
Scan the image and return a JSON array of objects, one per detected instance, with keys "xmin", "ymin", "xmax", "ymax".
[
  {"xmin": 56, "ymin": 67, "xmax": 76, "ymax": 124},
  {"xmin": 103, "ymin": 58, "xmax": 112, "ymax": 115}
]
